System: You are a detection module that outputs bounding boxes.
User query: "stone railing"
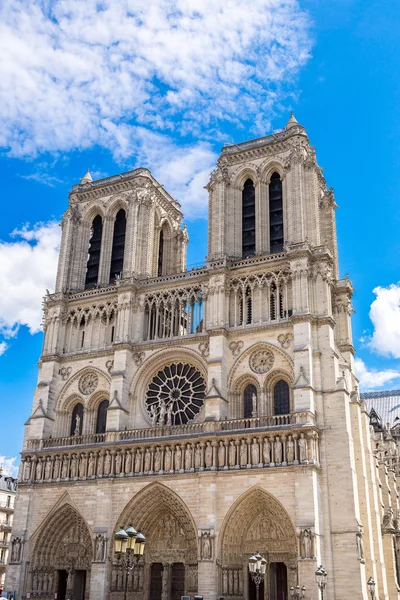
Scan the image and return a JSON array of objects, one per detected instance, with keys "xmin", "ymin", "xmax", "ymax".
[
  {"xmin": 21, "ymin": 423, "xmax": 319, "ymax": 485},
  {"xmin": 26, "ymin": 413, "xmax": 314, "ymax": 451}
]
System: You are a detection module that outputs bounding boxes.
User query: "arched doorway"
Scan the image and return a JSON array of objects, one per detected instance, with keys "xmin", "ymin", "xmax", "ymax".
[
  {"xmin": 29, "ymin": 504, "xmax": 93, "ymax": 600},
  {"xmin": 112, "ymin": 482, "xmax": 198, "ymax": 600},
  {"xmin": 219, "ymin": 487, "xmax": 298, "ymax": 600}
]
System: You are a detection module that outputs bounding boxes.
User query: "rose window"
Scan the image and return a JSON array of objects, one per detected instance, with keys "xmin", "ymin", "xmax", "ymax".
[
  {"xmin": 79, "ymin": 372, "xmax": 99, "ymax": 395},
  {"xmin": 146, "ymin": 363, "xmax": 206, "ymax": 426}
]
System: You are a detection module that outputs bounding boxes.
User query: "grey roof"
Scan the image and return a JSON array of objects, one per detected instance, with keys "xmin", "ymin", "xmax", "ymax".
[
  {"xmin": 361, "ymin": 390, "xmax": 400, "ymax": 427},
  {"xmin": 0, "ymin": 474, "xmax": 17, "ymax": 493}
]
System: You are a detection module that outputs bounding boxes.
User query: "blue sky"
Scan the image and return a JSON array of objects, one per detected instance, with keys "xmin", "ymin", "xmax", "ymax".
[{"xmin": 1, "ymin": 0, "xmax": 400, "ymax": 472}]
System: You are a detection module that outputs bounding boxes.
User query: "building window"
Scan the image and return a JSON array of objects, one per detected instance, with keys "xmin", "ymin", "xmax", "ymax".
[
  {"xmin": 244, "ymin": 384, "xmax": 257, "ymax": 418},
  {"xmin": 109, "ymin": 209, "xmax": 126, "ymax": 282},
  {"xmin": 242, "ymin": 178, "xmax": 256, "ymax": 256},
  {"xmin": 70, "ymin": 403, "xmax": 84, "ymax": 436},
  {"xmin": 96, "ymin": 399, "xmax": 109, "ymax": 434},
  {"xmin": 85, "ymin": 215, "xmax": 103, "ymax": 289},
  {"xmin": 273, "ymin": 380, "xmax": 290, "ymax": 415},
  {"xmin": 158, "ymin": 229, "xmax": 164, "ymax": 277},
  {"xmin": 269, "ymin": 172, "xmax": 284, "ymax": 253}
]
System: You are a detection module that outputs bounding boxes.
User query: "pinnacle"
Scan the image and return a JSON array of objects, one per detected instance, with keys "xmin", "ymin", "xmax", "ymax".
[
  {"xmin": 286, "ymin": 112, "xmax": 299, "ymax": 129},
  {"xmin": 80, "ymin": 169, "xmax": 93, "ymax": 184}
]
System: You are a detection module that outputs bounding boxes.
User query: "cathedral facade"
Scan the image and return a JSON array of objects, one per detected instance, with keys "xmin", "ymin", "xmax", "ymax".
[{"xmin": 6, "ymin": 116, "xmax": 400, "ymax": 600}]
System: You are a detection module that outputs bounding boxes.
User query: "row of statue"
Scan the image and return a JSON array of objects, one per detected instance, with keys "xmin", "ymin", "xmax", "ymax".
[
  {"xmin": 22, "ymin": 432, "xmax": 317, "ymax": 482},
  {"xmin": 222, "ymin": 567, "xmax": 243, "ymax": 596},
  {"xmin": 110, "ymin": 564, "xmax": 144, "ymax": 592}
]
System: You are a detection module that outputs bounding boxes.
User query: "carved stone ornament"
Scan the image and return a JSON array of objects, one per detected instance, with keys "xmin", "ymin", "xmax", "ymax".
[
  {"xmin": 229, "ymin": 340, "xmax": 244, "ymax": 357},
  {"xmin": 133, "ymin": 351, "xmax": 145, "ymax": 367},
  {"xmin": 198, "ymin": 342, "xmax": 209, "ymax": 358},
  {"xmin": 105, "ymin": 359, "xmax": 114, "ymax": 373},
  {"xmin": 277, "ymin": 333, "xmax": 293, "ymax": 349},
  {"xmin": 59, "ymin": 366, "xmax": 72, "ymax": 381},
  {"xmin": 249, "ymin": 349, "xmax": 274, "ymax": 374},
  {"xmin": 79, "ymin": 372, "xmax": 99, "ymax": 395}
]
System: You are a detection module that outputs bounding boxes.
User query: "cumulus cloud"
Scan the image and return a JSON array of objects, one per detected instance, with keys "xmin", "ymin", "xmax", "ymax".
[
  {"xmin": 0, "ymin": 222, "xmax": 61, "ymax": 341},
  {"xmin": 0, "ymin": 0, "xmax": 312, "ymax": 159},
  {"xmin": 368, "ymin": 283, "xmax": 400, "ymax": 358},
  {"xmin": 0, "ymin": 456, "xmax": 19, "ymax": 477},
  {"xmin": 0, "ymin": 342, "xmax": 8, "ymax": 355},
  {"xmin": 355, "ymin": 358, "xmax": 400, "ymax": 392}
]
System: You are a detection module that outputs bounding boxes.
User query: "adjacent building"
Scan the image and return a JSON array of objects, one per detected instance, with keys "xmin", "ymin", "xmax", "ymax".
[
  {"xmin": 6, "ymin": 115, "xmax": 400, "ymax": 599},
  {"xmin": 0, "ymin": 471, "xmax": 17, "ymax": 595}
]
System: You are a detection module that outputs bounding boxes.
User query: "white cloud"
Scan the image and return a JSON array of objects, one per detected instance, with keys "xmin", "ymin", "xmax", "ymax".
[
  {"xmin": 0, "ymin": 342, "xmax": 8, "ymax": 355},
  {"xmin": 0, "ymin": 0, "xmax": 312, "ymax": 159},
  {"xmin": 0, "ymin": 222, "xmax": 61, "ymax": 341},
  {"xmin": 355, "ymin": 357, "xmax": 400, "ymax": 392},
  {"xmin": 368, "ymin": 283, "xmax": 400, "ymax": 358},
  {"xmin": 0, "ymin": 456, "xmax": 19, "ymax": 478}
]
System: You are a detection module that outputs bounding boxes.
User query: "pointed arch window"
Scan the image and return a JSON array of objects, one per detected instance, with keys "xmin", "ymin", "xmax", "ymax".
[
  {"xmin": 70, "ymin": 403, "xmax": 84, "ymax": 436},
  {"xmin": 109, "ymin": 209, "xmax": 126, "ymax": 283},
  {"xmin": 269, "ymin": 172, "xmax": 284, "ymax": 253},
  {"xmin": 95, "ymin": 399, "xmax": 109, "ymax": 434},
  {"xmin": 273, "ymin": 380, "xmax": 290, "ymax": 415},
  {"xmin": 242, "ymin": 178, "xmax": 256, "ymax": 256},
  {"xmin": 244, "ymin": 384, "xmax": 257, "ymax": 418},
  {"xmin": 85, "ymin": 215, "xmax": 103, "ymax": 289},
  {"xmin": 158, "ymin": 228, "xmax": 164, "ymax": 277}
]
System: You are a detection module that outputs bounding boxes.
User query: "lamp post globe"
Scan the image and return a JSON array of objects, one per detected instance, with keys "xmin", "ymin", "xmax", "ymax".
[
  {"xmin": 367, "ymin": 577, "xmax": 376, "ymax": 598},
  {"xmin": 113, "ymin": 525, "xmax": 146, "ymax": 600},
  {"xmin": 315, "ymin": 565, "xmax": 327, "ymax": 600},
  {"xmin": 248, "ymin": 552, "xmax": 266, "ymax": 600}
]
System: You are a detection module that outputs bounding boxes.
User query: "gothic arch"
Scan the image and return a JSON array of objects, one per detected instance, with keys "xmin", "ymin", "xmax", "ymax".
[
  {"xmin": 259, "ymin": 159, "xmax": 286, "ymax": 183},
  {"xmin": 219, "ymin": 486, "xmax": 297, "ymax": 565},
  {"xmin": 57, "ymin": 366, "xmax": 110, "ymax": 412},
  {"xmin": 82, "ymin": 204, "xmax": 105, "ymax": 223},
  {"xmin": 105, "ymin": 194, "xmax": 129, "ymax": 218},
  {"xmin": 233, "ymin": 165, "xmax": 259, "ymax": 189},
  {"xmin": 264, "ymin": 369, "xmax": 294, "ymax": 415}
]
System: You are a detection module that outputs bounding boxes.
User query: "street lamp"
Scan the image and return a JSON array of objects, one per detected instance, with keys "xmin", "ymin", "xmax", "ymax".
[
  {"xmin": 248, "ymin": 553, "xmax": 267, "ymax": 600},
  {"xmin": 367, "ymin": 577, "xmax": 376, "ymax": 599},
  {"xmin": 290, "ymin": 585, "xmax": 306, "ymax": 599},
  {"xmin": 315, "ymin": 565, "xmax": 328, "ymax": 600},
  {"xmin": 114, "ymin": 525, "xmax": 146, "ymax": 600}
]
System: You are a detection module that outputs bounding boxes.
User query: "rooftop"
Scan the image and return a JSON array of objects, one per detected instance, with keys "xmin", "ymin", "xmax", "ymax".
[{"xmin": 361, "ymin": 389, "xmax": 400, "ymax": 427}]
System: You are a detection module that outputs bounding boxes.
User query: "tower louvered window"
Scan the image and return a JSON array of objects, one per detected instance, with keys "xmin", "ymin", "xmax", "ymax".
[
  {"xmin": 158, "ymin": 229, "xmax": 164, "ymax": 277},
  {"xmin": 109, "ymin": 209, "xmax": 126, "ymax": 283},
  {"xmin": 85, "ymin": 215, "xmax": 103, "ymax": 289},
  {"xmin": 242, "ymin": 178, "xmax": 256, "ymax": 256},
  {"xmin": 273, "ymin": 380, "xmax": 290, "ymax": 415},
  {"xmin": 269, "ymin": 172, "xmax": 284, "ymax": 253}
]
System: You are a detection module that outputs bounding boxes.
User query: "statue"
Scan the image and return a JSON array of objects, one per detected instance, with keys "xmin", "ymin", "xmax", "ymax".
[
  {"xmin": 115, "ymin": 452, "xmax": 122, "ymax": 474},
  {"xmin": 356, "ymin": 528, "xmax": 365, "ymax": 561},
  {"xmin": 74, "ymin": 413, "xmax": 81, "ymax": 436},
  {"xmin": 194, "ymin": 445, "xmax": 202, "ymax": 469},
  {"xmin": 88, "ymin": 453, "xmax": 95, "ymax": 477},
  {"xmin": 154, "ymin": 447, "xmax": 161, "ymax": 471},
  {"xmin": 66, "ymin": 567, "xmax": 74, "ymax": 590},
  {"xmin": 61, "ymin": 456, "xmax": 68, "ymax": 479},
  {"xmin": 166, "ymin": 402, "xmax": 173, "ymax": 426},
  {"xmin": 158, "ymin": 399, "xmax": 166, "ymax": 426},
  {"xmin": 218, "ymin": 441, "xmax": 225, "ymax": 467},
  {"xmin": 53, "ymin": 456, "xmax": 61, "ymax": 479},
  {"xmin": 79, "ymin": 453, "xmax": 87, "ymax": 478},
  {"xmin": 229, "ymin": 441, "xmax": 236, "ymax": 467},
  {"xmin": 104, "ymin": 451, "xmax": 111, "ymax": 476},
  {"xmin": 251, "ymin": 392, "xmax": 258, "ymax": 417},
  {"xmin": 150, "ymin": 404, "xmax": 158, "ymax": 427},
  {"xmin": 202, "ymin": 532, "xmax": 212, "ymax": 559},
  {"xmin": 144, "ymin": 448, "xmax": 151, "ymax": 472},
  {"xmin": 23, "ymin": 458, "xmax": 31, "ymax": 481},
  {"xmin": 35, "ymin": 458, "xmax": 43, "ymax": 480},
  {"xmin": 299, "ymin": 433, "xmax": 308, "ymax": 463},
  {"xmin": 205, "ymin": 442, "xmax": 213, "ymax": 468},
  {"xmin": 274, "ymin": 437, "xmax": 282, "ymax": 464},
  {"xmin": 95, "ymin": 535, "xmax": 105, "ymax": 561},
  {"xmin": 286, "ymin": 435, "xmax": 295, "ymax": 463},
  {"xmin": 97, "ymin": 452, "xmax": 104, "ymax": 476},
  {"xmin": 11, "ymin": 537, "xmax": 21, "ymax": 563},
  {"xmin": 70, "ymin": 455, "xmax": 77, "ymax": 478},
  {"xmin": 134, "ymin": 450, "xmax": 142, "ymax": 473},
  {"xmin": 240, "ymin": 440, "xmax": 247, "ymax": 466},
  {"xmin": 185, "ymin": 444, "xmax": 192, "ymax": 470},
  {"xmin": 125, "ymin": 451, "xmax": 132, "ymax": 473},
  {"xmin": 175, "ymin": 445, "xmax": 182, "ymax": 470},
  {"xmin": 44, "ymin": 457, "xmax": 52, "ymax": 480},
  {"xmin": 251, "ymin": 438, "xmax": 259, "ymax": 465},
  {"xmin": 164, "ymin": 447, "xmax": 172, "ymax": 471},
  {"xmin": 263, "ymin": 438, "xmax": 271, "ymax": 464},
  {"xmin": 300, "ymin": 529, "xmax": 313, "ymax": 558}
]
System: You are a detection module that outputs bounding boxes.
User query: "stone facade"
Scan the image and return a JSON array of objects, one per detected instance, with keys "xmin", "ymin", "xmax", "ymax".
[
  {"xmin": 6, "ymin": 115, "xmax": 400, "ymax": 599},
  {"xmin": 0, "ymin": 472, "xmax": 17, "ymax": 595}
]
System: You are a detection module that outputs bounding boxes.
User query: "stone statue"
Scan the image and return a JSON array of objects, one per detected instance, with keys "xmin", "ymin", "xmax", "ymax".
[
  {"xmin": 287, "ymin": 435, "xmax": 295, "ymax": 463},
  {"xmin": 11, "ymin": 537, "xmax": 21, "ymax": 563},
  {"xmin": 95, "ymin": 535, "xmax": 105, "ymax": 561},
  {"xmin": 23, "ymin": 458, "xmax": 31, "ymax": 481},
  {"xmin": 87, "ymin": 453, "xmax": 95, "ymax": 477},
  {"xmin": 185, "ymin": 444, "xmax": 192, "ymax": 469},
  {"xmin": 115, "ymin": 452, "xmax": 122, "ymax": 474},
  {"xmin": 97, "ymin": 452, "xmax": 104, "ymax": 476},
  {"xmin": 229, "ymin": 441, "xmax": 236, "ymax": 466},
  {"xmin": 61, "ymin": 456, "xmax": 68, "ymax": 479},
  {"xmin": 356, "ymin": 529, "xmax": 365, "ymax": 561},
  {"xmin": 194, "ymin": 445, "xmax": 202, "ymax": 469},
  {"xmin": 175, "ymin": 446, "xmax": 182, "ymax": 470},
  {"xmin": 252, "ymin": 392, "xmax": 258, "ymax": 417},
  {"xmin": 205, "ymin": 442, "xmax": 213, "ymax": 468},
  {"xmin": 144, "ymin": 448, "xmax": 151, "ymax": 472},
  {"xmin": 158, "ymin": 399, "xmax": 166, "ymax": 426},
  {"xmin": 263, "ymin": 438, "xmax": 271, "ymax": 464},
  {"xmin": 218, "ymin": 441, "xmax": 225, "ymax": 467},
  {"xmin": 66, "ymin": 567, "xmax": 74, "ymax": 590},
  {"xmin": 202, "ymin": 532, "xmax": 212, "ymax": 559},
  {"xmin": 154, "ymin": 447, "xmax": 161, "ymax": 471},
  {"xmin": 150, "ymin": 404, "xmax": 158, "ymax": 427},
  {"xmin": 79, "ymin": 453, "xmax": 87, "ymax": 478},
  {"xmin": 166, "ymin": 402, "xmax": 173, "ymax": 426},
  {"xmin": 240, "ymin": 440, "xmax": 247, "ymax": 466},
  {"xmin": 53, "ymin": 456, "xmax": 61, "ymax": 479},
  {"xmin": 164, "ymin": 447, "xmax": 172, "ymax": 471},
  {"xmin": 36, "ymin": 458, "xmax": 43, "ymax": 480},
  {"xmin": 299, "ymin": 433, "xmax": 308, "ymax": 463},
  {"xmin": 70, "ymin": 454, "xmax": 77, "ymax": 478},
  {"xmin": 125, "ymin": 451, "xmax": 132, "ymax": 473},
  {"xmin": 45, "ymin": 457, "xmax": 52, "ymax": 480},
  {"xmin": 104, "ymin": 451, "xmax": 111, "ymax": 475},
  {"xmin": 74, "ymin": 413, "xmax": 81, "ymax": 436},
  {"xmin": 251, "ymin": 438, "xmax": 259, "ymax": 465},
  {"xmin": 300, "ymin": 529, "xmax": 313, "ymax": 558},
  {"xmin": 134, "ymin": 450, "xmax": 142, "ymax": 473},
  {"xmin": 274, "ymin": 437, "xmax": 282, "ymax": 464}
]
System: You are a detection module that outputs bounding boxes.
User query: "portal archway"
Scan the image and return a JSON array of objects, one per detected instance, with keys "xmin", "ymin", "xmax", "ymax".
[
  {"xmin": 112, "ymin": 482, "xmax": 198, "ymax": 600},
  {"xmin": 30, "ymin": 503, "xmax": 93, "ymax": 600},
  {"xmin": 219, "ymin": 486, "xmax": 298, "ymax": 600}
]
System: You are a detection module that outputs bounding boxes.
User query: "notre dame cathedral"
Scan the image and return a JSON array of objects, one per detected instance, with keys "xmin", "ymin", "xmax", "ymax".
[{"xmin": 6, "ymin": 115, "xmax": 400, "ymax": 600}]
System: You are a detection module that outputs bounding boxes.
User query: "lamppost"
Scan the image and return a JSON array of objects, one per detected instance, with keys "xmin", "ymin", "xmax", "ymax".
[
  {"xmin": 290, "ymin": 585, "xmax": 306, "ymax": 599},
  {"xmin": 114, "ymin": 524, "xmax": 146, "ymax": 600},
  {"xmin": 367, "ymin": 577, "xmax": 376, "ymax": 599},
  {"xmin": 248, "ymin": 553, "xmax": 267, "ymax": 600},
  {"xmin": 315, "ymin": 565, "xmax": 328, "ymax": 600}
]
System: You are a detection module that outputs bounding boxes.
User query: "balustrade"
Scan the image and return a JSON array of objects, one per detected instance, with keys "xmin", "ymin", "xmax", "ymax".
[{"xmin": 21, "ymin": 426, "xmax": 319, "ymax": 485}]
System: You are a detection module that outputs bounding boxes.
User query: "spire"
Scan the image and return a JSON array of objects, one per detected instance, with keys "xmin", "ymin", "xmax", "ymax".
[
  {"xmin": 80, "ymin": 169, "xmax": 93, "ymax": 184},
  {"xmin": 286, "ymin": 112, "xmax": 299, "ymax": 129}
]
